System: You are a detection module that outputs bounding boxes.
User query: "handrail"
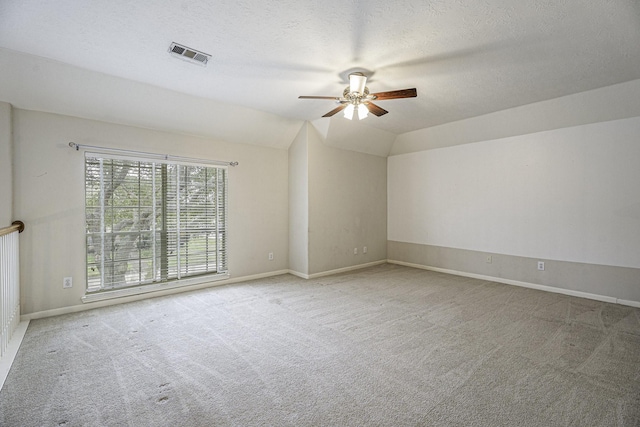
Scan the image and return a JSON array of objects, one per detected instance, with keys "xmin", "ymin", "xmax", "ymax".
[{"xmin": 0, "ymin": 221, "xmax": 25, "ymax": 238}]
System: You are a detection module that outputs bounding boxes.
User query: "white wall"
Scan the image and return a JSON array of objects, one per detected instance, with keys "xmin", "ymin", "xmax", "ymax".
[
  {"xmin": 13, "ymin": 109, "xmax": 290, "ymax": 315},
  {"xmin": 391, "ymin": 79, "xmax": 640, "ymax": 155},
  {"xmin": 0, "ymin": 48, "xmax": 302, "ymax": 150},
  {"xmin": 308, "ymin": 125, "xmax": 387, "ymax": 274},
  {"xmin": 288, "ymin": 125, "xmax": 309, "ymax": 275},
  {"xmin": 0, "ymin": 102, "xmax": 12, "ymax": 226},
  {"xmin": 389, "ymin": 116, "xmax": 640, "ymax": 269}
]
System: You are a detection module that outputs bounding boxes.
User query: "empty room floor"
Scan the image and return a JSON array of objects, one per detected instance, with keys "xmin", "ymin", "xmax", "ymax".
[{"xmin": 1, "ymin": 264, "xmax": 639, "ymax": 426}]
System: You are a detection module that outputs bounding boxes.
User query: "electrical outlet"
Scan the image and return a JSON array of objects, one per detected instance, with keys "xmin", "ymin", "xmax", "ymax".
[
  {"xmin": 63, "ymin": 277, "xmax": 73, "ymax": 288},
  {"xmin": 268, "ymin": 252, "xmax": 274, "ymax": 261},
  {"xmin": 486, "ymin": 255, "xmax": 492, "ymax": 263},
  {"xmin": 354, "ymin": 247, "xmax": 358, "ymax": 255},
  {"xmin": 363, "ymin": 246, "xmax": 368, "ymax": 254},
  {"xmin": 537, "ymin": 261, "xmax": 545, "ymax": 271}
]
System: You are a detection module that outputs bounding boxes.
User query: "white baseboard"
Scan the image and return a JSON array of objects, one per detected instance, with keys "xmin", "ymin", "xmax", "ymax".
[
  {"xmin": 388, "ymin": 259, "xmax": 640, "ymax": 307},
  {"xmin": 22, "ymin": 263, "xmax": 387, "ymax": 321},
  {"xmin": 0, "ymin": 320, "xmax": 29, "ymax": 391},
  {"xmin": 289, "ymin": 260, "xmax": 387, "ymax": 280},
  {"xmin": 21, "ymin": 259, "xmax": 638, "ymax": 321},
  {"xmin": 618, "ymin": 299, "xmax": 640, "ymax": 308},
  {"xmin": 21, "ymin": 269, "xmax": 290, "ymax": 321},
  {"xmin": 288, "ymin": 270, "xmax": 310, "ymax": 279}
]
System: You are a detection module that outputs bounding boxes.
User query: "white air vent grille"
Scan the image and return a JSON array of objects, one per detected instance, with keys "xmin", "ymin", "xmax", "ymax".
[{"xmin": 169, "ymin": 42, "xmax": 210, "ymax": 66}]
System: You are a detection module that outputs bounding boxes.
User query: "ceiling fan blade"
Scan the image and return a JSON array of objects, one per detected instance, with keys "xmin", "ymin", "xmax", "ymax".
[
  {"xmin": 299, "ymin": 95, "xmax": 342, "ymax": 100},
  {"xmin": 365, "ymin": 102, "xmax": 389, "ymax": 117},
  {"xmin": 371, "ymin": 88, "xmax": 417, "ymax": 100},
  {"xmin": 322, "ymin": 104, "xmax": 348, "ymax": 117}
]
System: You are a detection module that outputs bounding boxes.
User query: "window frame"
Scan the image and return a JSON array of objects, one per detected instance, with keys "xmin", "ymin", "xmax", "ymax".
[{"xmin": 83, "ymin": 151, "xmax": 229, "ymax": 300}]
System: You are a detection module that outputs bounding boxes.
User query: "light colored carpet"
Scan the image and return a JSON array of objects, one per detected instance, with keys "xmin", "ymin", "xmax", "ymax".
[{"xmin": 1, "ymin": 264, "xmax": 639, "ymax": 426}]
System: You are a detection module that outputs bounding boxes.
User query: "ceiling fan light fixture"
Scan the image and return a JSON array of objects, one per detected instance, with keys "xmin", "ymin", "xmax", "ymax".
[
  {"xmin": 343, "ymin": 104, "xmax": 355, "ymax": 120},
  {"xmin": 298, "ymin": 72, "xmax": 416, "ymax": 120},
  {"xmin": 357, "ymin": 104, "xmax": 369, "ymax": 120},
  {"xmin": 349, "ymin": 73, "xmax": 367, "ymax": 95}
]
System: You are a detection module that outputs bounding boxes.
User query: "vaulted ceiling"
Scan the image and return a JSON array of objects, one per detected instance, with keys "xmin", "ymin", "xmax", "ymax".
[{"xmin": 1, "ymin": 0, "xmax": 639, "ymax": 154}]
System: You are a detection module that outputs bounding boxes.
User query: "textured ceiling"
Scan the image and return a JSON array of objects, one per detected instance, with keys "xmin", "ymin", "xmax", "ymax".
[{"xmin": 1, "ymin": 0, "xmax": 640, "ymax": 146}]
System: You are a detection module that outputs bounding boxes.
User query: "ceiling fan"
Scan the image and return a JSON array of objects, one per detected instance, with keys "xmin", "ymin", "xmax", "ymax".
[{"xmin": 299, "ymin": 72, "xmax": 417, "ymax": 120}]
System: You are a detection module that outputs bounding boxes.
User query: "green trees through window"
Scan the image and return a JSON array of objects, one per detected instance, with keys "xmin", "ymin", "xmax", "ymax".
[{"xmin": 85, "ymin": 155, "xmax": 228, "ymax": 292}]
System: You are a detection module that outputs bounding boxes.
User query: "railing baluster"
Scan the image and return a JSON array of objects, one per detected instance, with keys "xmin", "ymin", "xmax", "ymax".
[{"xmin": 0, "ymin": 221, "xmax": 24, "ymax": 360}]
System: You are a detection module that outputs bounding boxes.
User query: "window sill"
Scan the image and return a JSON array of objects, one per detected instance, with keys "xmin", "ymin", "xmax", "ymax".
[{"xmin": 81, "ymin": 273, "xmax": 230, "ymax": 303}]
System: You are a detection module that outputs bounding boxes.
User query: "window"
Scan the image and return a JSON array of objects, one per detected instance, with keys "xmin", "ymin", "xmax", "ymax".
[{"xmin": 85, "ymin": 153, "xmax": 228, "ymax": 292}]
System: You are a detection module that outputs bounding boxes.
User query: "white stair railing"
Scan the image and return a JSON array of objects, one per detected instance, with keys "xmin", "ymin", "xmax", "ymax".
[{"xmin": 0, "ymin": 221, "xmax": 24, "ymax": 359}]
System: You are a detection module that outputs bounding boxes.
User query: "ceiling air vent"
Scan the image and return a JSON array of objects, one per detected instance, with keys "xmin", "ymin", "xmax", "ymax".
[{"xmin": 168, "ymin": 42, "xmax": 210, "ymax": 66}]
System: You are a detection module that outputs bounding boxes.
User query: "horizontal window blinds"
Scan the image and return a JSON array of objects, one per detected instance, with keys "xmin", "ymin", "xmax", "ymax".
[{"xmin": 85, "ymin": 154, "xmax": 228, "ymax": 292}]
